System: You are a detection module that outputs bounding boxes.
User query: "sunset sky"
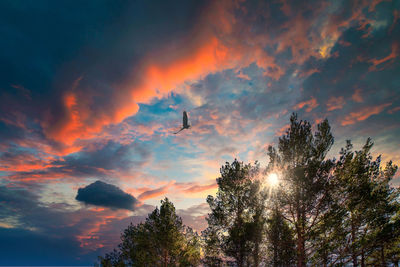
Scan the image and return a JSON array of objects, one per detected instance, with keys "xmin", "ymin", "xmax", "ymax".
[{"xmin": 1, "ymin": 0, "xmax": 399, "ymax": 265}]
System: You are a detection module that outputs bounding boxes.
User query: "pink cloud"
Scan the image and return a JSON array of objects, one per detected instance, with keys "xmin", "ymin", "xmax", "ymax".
[
  {"xmin": 137, "ymin": 184, "xmax": 171, "ymax": 201},
  {"xmin": 275, "ymin": 124, "xmax": 290, "ymax": 137},
  {"xmin": 352, "ymin": 88, "xmax": 363, "ymax": 103},
  {"xmin": 326, "ymin": 96, "xmax": 345, "ymax": 111},
  {"xmin": 388, "ymin": 106, "xmax": 400, "ymax": 114},
  {"xmin": 0, "ymin": 153, "xmax": 57, "ymax": 173},
  {"xmin": 39, "ymin": 1, "xmax": 286, "ymax": 150},
  {"xmin": 368, "ymin": 43, "xmax": 398, "ymax": 71},
  {"xmin": 236, "ymin": 72, "xmax": 251, "ymax": 80},
  {"xmin": 183, "ymin": 183, "xmax": 217, "ymax": 193},
  {"xmin": 341, "ymin": 103, "xmax": 392, "ymax": 126},
  {"xmin": 294, "ymin": 97, "xmax": 319, "ymax": 112}
]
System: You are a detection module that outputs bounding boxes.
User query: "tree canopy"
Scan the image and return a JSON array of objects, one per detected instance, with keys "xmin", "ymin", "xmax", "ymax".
[
  {"xmin": 98, "ymin": 198, "xmax": 201, "ymax": 267},
  {"xmin": 98, "ymin": 113, "xmax": 400, "ymax": 267}
]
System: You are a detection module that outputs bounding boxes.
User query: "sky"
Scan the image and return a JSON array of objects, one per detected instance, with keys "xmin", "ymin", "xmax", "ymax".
[{"xmin": 0, "ymin": 0, "xmax": 399, "ymax": 265}]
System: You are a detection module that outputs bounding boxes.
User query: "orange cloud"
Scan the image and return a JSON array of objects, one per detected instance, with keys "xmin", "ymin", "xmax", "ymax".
[
  {"xmin": 137, "ymin": 184, "xmax": 171, "ymax": 201},
  {"xmin": 36, "ymin": 0, "xmax": 381, "ymax": 152},
  {"xmin": 275, "ymin": 124, "xmax": 289, "ymax": 137},
  {"xmin": 236, "ymin": 72, "xmax": 251, "ymax": 80},
  {"xmin": 41, "ymin": 38, "xmax": 232, "ymax": 147},
  {"xmin": 388, "ymin": 106, "xmax": 400, "ymax": 114},
  {"xmin": 37, "ymin": 1, "xmax": 288, "ymax": 150},
  {"xmin": 341, "ymin": 103, "xmax": 392, "ymax": 126},
  {"xmin": 294, "ymin": 97, "xmax": 319, "ymax": 112},
  {"xmin": 352, "ymin": 88, "xmax": 363, "ymax": 103},
  {"xmin": 0, "ymin": 153, "xmax": 57, "ymax": 173},
  {"xmin": 183, "ymin": 183, "xmax": 217, "ymax": 193},
  {"xmin": 369, "ymin": 42, "xmax": 399, "ymax": 71},
  {"xmin": 326, "ymin": 96, "xmax": 345, "ymax": 111},
  {"xmin": 75, "ymin": 208, "xmax": 131, "ymax": 249}
]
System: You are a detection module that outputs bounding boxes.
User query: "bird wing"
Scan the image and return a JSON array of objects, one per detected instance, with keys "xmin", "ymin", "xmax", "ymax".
[
  {"xmin": 183, "ymin": 111, "xmax": 188, "ymax": 127},
  {"xmin": 174, "ymin": 127, "xmax": 184, "ymax": 134}
]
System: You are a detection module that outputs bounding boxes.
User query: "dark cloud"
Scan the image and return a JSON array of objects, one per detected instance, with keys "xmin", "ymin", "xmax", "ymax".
[
  {"xmin": 0, "ymin": 185, "xmax": 102, "ymax": 264},
  {"xmin": 0, "ymin": 0, "xmax": 212, "ymax": 149},
  {"xmin": 0, "ymin": 0, "xmax": 400, "ymax": 264},
  {"xmin": 61, "ymin": 140, "xmax": 152, "ymax": 172},
  {"xmin": 76, "ymin": 180, "xmax": 138, "ymax": 211},
  {"xmin": 0, "ymin": 185, "xmax": 150, "ymax": 264},
  {"xmin": 4, "ymin": 140, "xmax": 151, "ymax": 182},
  {"xmin": 0, "ymin": 185, "xmax": 213, "ymax": 264},
  {"xmin": 0, "ymin": 227, "xmax": 95, "ymax": 266}
]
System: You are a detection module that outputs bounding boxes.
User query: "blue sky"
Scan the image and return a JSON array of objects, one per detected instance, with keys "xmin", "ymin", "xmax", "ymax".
[{"xmin": 0, "ymin": 0, "xmax": 399, "ymax": 264}]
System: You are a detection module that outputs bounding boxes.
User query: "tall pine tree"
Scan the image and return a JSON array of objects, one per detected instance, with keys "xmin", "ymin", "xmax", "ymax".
[
  {"xmin": 204, "ymin": 160, "xmax": 265, "ymax": 266},
  {"xmin": 266, "ymin": 113, "xmax": 334, "ymax": 267},
  {"xmin": 98, "ymin": 198, "xmax": 201, "ymax": 267}
]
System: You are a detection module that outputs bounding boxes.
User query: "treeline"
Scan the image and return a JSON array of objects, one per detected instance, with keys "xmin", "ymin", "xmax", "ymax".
[{"xmin": 98, "ymin": 114, "xmax": 400, "ymax": 266}]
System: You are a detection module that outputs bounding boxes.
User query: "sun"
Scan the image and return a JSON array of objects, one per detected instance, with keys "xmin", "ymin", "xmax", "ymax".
[{"xmin": 267, "ymin": 173, "xmax": 279, "ymax": 187}]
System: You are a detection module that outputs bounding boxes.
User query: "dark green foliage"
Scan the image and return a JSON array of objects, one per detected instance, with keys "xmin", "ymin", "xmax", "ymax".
[
  {"xmin": 98, "ymin": 249, "xmax": 125, "ymax": 267},
  {"xmin": 329, "ymin": 139, "xmax": 398, "ymax": 266},
  {"xmin": 98, "ymin": 198, "xmax": 201, "ymax": 267},
  {"xmin": 266, "ymin": 113, "xmax": 335, "ymax": 266},
  {"xmin": 98, "ymin": 113, "xmax": 400, "ymax": 267},
  {"xmin": 266, "ymin": 207, "xmax": 296, "ymax": 267},
  {"xmin": 203, "ymin": 160, "xmax": 266, "ymax": 267}
]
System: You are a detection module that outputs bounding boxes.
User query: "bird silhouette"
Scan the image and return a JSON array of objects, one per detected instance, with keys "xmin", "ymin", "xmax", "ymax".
[{"xmin": 174, "ymin": 111, "xmax": 191, "ymax": 134}]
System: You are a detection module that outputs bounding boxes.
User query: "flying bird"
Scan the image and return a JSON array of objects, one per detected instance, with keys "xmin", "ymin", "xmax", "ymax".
[{"xmin": 174, "ymin": 111, "xmax": 191, "ymax": 134}]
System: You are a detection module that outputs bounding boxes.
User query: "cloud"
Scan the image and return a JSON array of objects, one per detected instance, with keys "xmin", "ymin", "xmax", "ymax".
[
  {"xmin": 183, "ymin": 183, "xmax": 217, "ymax": 193},
  {"xmin": 388, "ymin": 106, "xmax": 400, "ymax": 114},
  {"xmin": 0, "ymin": 227, "xmax": 93, "ymax": 266},
  {"xmin": 326, "ymin": 96, "xmax": 345, "ymax": 111},
  {"xmin": 1, "ymin": 0, "xmax": 400, "ymax": 264},
  {"xmin": 0, "ymin": 148, "xmax": 56, "ymax": 172},
  {"xmin": 275, "ymin": 124, "xmax": 290, "ymax": 136},
  {"xmin": 76, "ymin": 181, "xmax": 138, "ymax": 211},
  {"xmin": 341, "ymin": 103, "xmax": 392, "ymax": 126},
  {"xmin": 294, "ymin": 97, "xmax": 319, "ymax": 112},
  {"xmin": 352, "ymin": 89, "xmax": 363, "ymax": 103},
  {"xmin": 368, "ymin": 42, "xmax": 399, "ymax": 71},
  {"xmin": 177, "ymin": 203, "xmax": 210, "ymax": 232},
  {"xmin": 0, "ymin": 185, "xmax": 150, "ymax": 264},
  {"xmin": 4, "ymin": 140, "xmax": 151, "ymax": 183},
  {"xmin": 137, "ymin": 184, "xmax": 171, "ymax": 201}
]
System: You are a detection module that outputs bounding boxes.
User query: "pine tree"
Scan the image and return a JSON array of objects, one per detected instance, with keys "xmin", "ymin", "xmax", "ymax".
[
  {"xmin": 364, "ymin": 161, "xmax": 399, "ymax": 266},
  {"xmin": 266, "ymin": 207, "xmax": 296, "ymax": 267},
  {"xmin": 204, "ymin": 160, "xmax": 265, "ymax": 266},
  {"xmin": 98, "ymin": 198, "xmax": 201, "ymax": 267},
  {"xmin": 266, "ymin": 113, "xmax": 334, "ymax": 267},
  {"xmin": 334, "ymin": 139, "xmax": 382, "ymax": 266}
]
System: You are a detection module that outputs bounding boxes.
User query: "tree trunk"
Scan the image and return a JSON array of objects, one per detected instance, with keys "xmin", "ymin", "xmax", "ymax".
[
  {"xmin": 163, "ymin": 249, "xmax": 168, "ymax": 267},
  {"xmin": 351, "ymin": 216, "xmax": 358, "ymax": 267},
  {"xmin": 237, "ymin": 200, "xmax": 244, "ymax": 267},
  {"xmin": 253, "ymin": 240, "xmax": 260, "ymax": 267},
  {"xmin": 361, "ymin": 248, "xmax": 365, "ymax": 267},
  {"xmin": 297, "ymin": 230, "xmax": 305, "ymax": 267},
  {"xmin": 273, "ymin": 243, "xmax": 278, "ymax": 267},
  {"xmin": 295, "ymin": 194, "xmax": 306, "ymax": 267},
  {"xmin": 238, "ymin": 254, "xmax": 244, "ymax": 267},
  {"xmin": 323, "ymin": 250, "xmax": 328, "ymax": 267},
  {"xmin": 381, "ymin": 245, "xmax": 385, "ymax": 267}
]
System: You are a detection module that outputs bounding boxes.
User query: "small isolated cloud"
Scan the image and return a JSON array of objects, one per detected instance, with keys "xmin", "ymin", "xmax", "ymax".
[
  {"xmin": 326, "ymin": 96, "xmax": 345, "ymax": 111},
  {"xmin": 352, "ymin": 89, "xmax": 363, "ymax": 103},
  {"xmin": 76, "ymin": 181, "xmax": 137, "ymax": 211},
  {"xmin": 294, "ymin": 97, "xmax": 319, "ymax": 112}
]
